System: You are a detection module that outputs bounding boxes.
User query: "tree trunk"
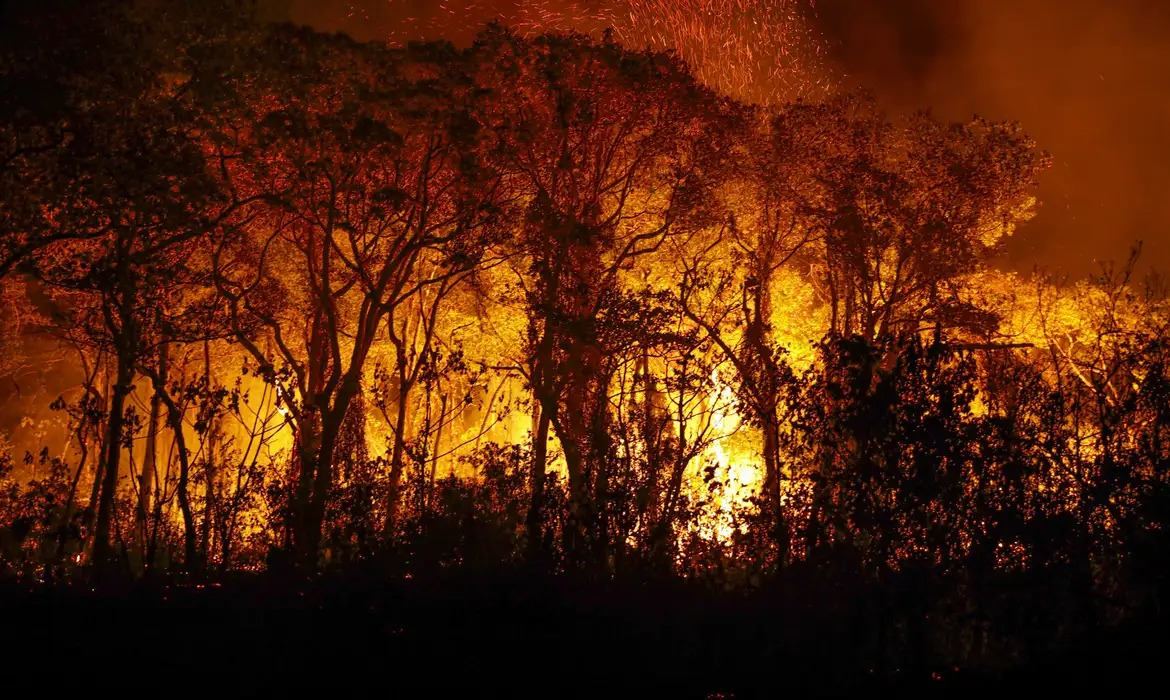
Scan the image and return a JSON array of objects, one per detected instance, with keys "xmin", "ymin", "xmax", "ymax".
[
  {"xmin": 427, "ymin": 393, "xmax": 447, "ymax": 511},
  {"xmin": 383, "ymin": 377, "xmax": 413, "ymax": 540},
  {"xmin": 200, "ymin": 341, "xmax": 216, "ymax": 566},
  {"xmin": 82, "ymin": 367, "xmax": 114, "ymax": 543},
  {"xmin": 525, "ymin": 314, "xmax": 558, "ymax": 564},
  {"xmin": 556, "ymin": 423, "xmax": 589, "ymax": 569},
  {"xmin": 761, "ymin": 410, "xmax": 789, "ymax": 566},
  {"xmin": 526, "ymin": 404, "xmax": 551, "ymax": 564},
  {"xmin": 301, "ymin": 384, "xmax": 358, "ymax": 568},
  {"xmin": 652, "ymin": 357, "xmax": 692, "ymax": 561},
  {"xmin": 84, "ymin": 451, "xmax": 103, "ymax": 546},
  {"xmin": 290, "ymin": 413, "xmax": 319, "ymax": 556},
  {"xmin": 636, "ymin": 348, "xmax": 668, "ymax": 538},
  {"xmin": 201, "ymin": 440, "xmax": 215, "ymax": 569},
  {"xmin": 92, "ymin": 357, "xmax": 133, "ymax": 570},
  {"xmin": 154, "ymin": 384, "xmax": 198, "ymax": 573},
  {"xmin": 134, "ymin": 342, "xmax": 165, "ymax": 575},
  {"xmin": 55, "ymin": 420, "xmax": 91, "ymax": 567},
  {"xmin": 589, "ymin": 370, "xmax": 614, "ymax": 570},
  {"xmin": 300, "ymin": 417, "xmax": 339, "ymax": 568}
]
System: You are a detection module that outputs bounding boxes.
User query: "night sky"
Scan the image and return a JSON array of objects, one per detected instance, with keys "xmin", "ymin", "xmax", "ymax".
[{"xmin": 277, "ymin": 0, "xmax": 1170, "ymax": 276}]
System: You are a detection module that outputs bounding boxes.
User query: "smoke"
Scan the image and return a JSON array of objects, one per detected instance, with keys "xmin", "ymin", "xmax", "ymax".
[{"xmin": 813, "ymin": 0, "xmax": 1170, "ymax": 276}]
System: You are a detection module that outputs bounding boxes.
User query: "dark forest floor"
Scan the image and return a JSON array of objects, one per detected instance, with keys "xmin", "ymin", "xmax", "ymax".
[{"xmin": 1, "ymin": 571, "xmax": 1166, "ymax": 698}]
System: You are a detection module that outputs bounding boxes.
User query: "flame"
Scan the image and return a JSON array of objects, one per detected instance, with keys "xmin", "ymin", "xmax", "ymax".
[{"xmin": 692, "ymin": 367, "xmax": 761, "ymax": 543}]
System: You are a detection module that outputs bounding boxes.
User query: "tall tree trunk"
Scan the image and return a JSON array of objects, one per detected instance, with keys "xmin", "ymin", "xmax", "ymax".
[
  {"xmin": 748, "ymin": 252, "xmax": 787, "ymax": 563},
  {"xmin": 526, "ymin": 404, "xmax": 551, "ymax": 564},
  {"xmin": 291, "ymin": 416, "xmax": 319, "ymax": 558},
  {"xmin": 301, "ymin": 404, "xmax": 347, "ymax": 568},
  {"xmin": 383, "ymin": 377, "xmax": 413, "ymax": 540},
  {"xmin": 300, "ymin": 419, "xmax": 337, "ymax": 568},
  {"xmin": 300, "ymin": 380, "xmax": 360, "ymax": 568},
  {"xmin": 84, "ymin": 451, "xmax": 103, "ymax": 545},
  {"xmin": 589, "ymin": 370, "xmax": 614, "ymax": 570},
  {"xmin": 200, "ymin": 342, "xmax": 216, "ymax": 568},
  {"xmin": 526, "ymin": 316, "xmax": 557, "ymax": 564},
  {"xmin": 652, "ymin": 367, "xmax": 691, "ymax": 562},
  {"xmin": 556, "ymin": 336, "xmax": 601, "ymax": 569},
  {"xmin": 134, "ymin": 341, "xmax": 165, "ymax": 575},
  {"xmin": 55, "ymin": 419, "xmax": 91, "ymax": 567},
  {"xmin": 427, "ymin": 393, "xmax": 447, "ymax": 511},
  {"xmin": 760, "ymin": 409, "xmax": 789, "ymax": 566},
  {"xmin": 155, "ymin": 385, "xmax": 198, "ymax": 573},
  {"xmin": 201, "ymin": 443, "xmax": 215, "ymax": 569},
  {"xmin": 640, "ymin": 348, "xmax": 664, "ymax": 518},
  {"xmin": 59, "ymin": 354, "xmax": 101, "ymax": 567},
  {"xmin": 92, "ymin": 356, "xmax": 134, "ymax": 570},
  {"xmin": 557, "ymin": 423, "xmax": 589, "ymax": 569}
]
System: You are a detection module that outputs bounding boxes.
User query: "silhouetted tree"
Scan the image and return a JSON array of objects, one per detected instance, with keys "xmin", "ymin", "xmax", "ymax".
[
  {"xmin": 777, "ymin": 95, "xmax": 1047, "ymax": 343},
  {"xmin": 205, "ymin": 27, "xmax": 506, "ymax": 566},
  {"xmin": 472, "ymin": 28, "xmax": 738, "ymax": 569}
]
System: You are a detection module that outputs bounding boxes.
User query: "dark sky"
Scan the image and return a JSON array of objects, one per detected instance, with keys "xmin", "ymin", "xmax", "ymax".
[{"xmin": 279, "ymin": 0, "xmax": 1170, "ymax": 276}]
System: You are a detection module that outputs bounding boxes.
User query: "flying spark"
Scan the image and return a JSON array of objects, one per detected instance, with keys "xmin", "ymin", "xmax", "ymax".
[{"xmin": 355, "ymin": 0, "xmax": 832, "ymax": 103}]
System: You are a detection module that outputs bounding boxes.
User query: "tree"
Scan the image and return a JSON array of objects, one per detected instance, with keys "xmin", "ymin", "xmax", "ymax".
[
  {"xmin": 671, "ymin": 104, "xmax": 814, "ymax": 557},
  {"xmin": 471, "ymin": 28, "xmax": 739, "ymax": 569},
  {"xmin": 206, "ymin": 27, "xmax": 506, "ymax": 566},
  {"xmin": 5, "ymin": 9, "xmax": 245, "ymax": 572},
  {"xmin": 776, "ymin": 95, "xmax": 1048, "ymax": 343}
]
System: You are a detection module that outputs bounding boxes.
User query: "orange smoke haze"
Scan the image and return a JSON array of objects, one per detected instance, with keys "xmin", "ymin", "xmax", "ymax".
[{"xmin": 814, "ymin": 0, "xmax": 1170, "ymax": 276}]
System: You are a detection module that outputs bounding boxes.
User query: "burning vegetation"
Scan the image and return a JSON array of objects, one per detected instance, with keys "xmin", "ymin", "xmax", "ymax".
[{"xmin": 1, "ymin": 0, "xmax": 1169, "ymax": 691}]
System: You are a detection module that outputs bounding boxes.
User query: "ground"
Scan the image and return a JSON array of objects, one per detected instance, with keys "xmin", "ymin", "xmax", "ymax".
[{"xmin": 3, "ymin": 572, "xmax": 1166, "ymax": 697}]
